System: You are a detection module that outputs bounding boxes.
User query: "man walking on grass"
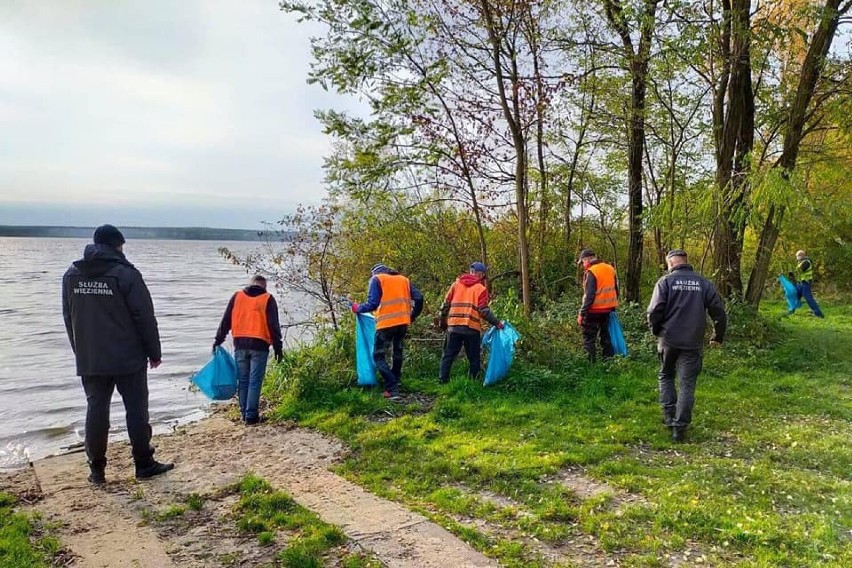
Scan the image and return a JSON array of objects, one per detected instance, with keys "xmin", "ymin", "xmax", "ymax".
[
  {"xmin": 577, "ymin": 249, "xmax": 619, "ymax": 362},
  {"xmin": 790, "ymin": 250, "xmax": 824, "ymax": 318},
  {"xmin": 351, "ymin": 264, "xmax": 424, "ymax": 400},
  {"xmin": 62, "ymin": 224, "xmax": 174, "ymax": 484},
  {"xmin": 214, "ymin": 275, "xmax": 283, "ymax": 424},
  {"xmin": 646, "ymin": 249, "xmax": 727, "ymax": 442},
  {"xmin": 438, "ymin": 262, "xmax": 504, "ymax": 384}
]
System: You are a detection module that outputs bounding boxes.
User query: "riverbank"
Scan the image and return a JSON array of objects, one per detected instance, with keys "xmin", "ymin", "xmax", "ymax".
[{"xmin": 2, "ymin": 302, "xmax": 850, "ymax": 567}]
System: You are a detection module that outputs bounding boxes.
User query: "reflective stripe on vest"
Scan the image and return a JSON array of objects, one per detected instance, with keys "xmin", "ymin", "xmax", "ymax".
[
  {"xmin": 446, "ymin": 281, "xmax": 485, "ymax": 332},
  {"xmin": 798, "ymin": 259, "xmax": 814, "ymax": 282},
  {"xmin": 374, "ymin": 273, "xmax": 412, "ymax": 330},
  {"xmin": 232, "ymin": 291, "xmax": 272, "ymax": 343},
  {"xmin": 587, "ymin": 263, "xmax": 618, "ymax": 311}
]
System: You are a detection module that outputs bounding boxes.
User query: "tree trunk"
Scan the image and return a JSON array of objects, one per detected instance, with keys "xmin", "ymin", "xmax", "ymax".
[
  {"xmin": 481, "ymin": 0, "xmax": 532, "ymax": 315},
  {"xmin": 625, "ymin": 66, "xmax": 646, "ymax": 303},
  {"xmin": 602, "ymin": 0, "xmax": 659, "ymax": 303},
  {"xmin": 711, "ymin": 0, "xmax": 754, "ymax": 299}
]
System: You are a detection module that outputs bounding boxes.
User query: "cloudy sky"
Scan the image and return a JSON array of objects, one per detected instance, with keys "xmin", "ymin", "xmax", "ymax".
[{"xmin": 0, "ymin": 1, "xmax": 350, "ymax": 229}]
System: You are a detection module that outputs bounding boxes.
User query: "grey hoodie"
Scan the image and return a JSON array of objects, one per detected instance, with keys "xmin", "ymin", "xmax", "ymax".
[{"xmin": 646, "ymin": 264, "xmax": 727, "ymax": 350}]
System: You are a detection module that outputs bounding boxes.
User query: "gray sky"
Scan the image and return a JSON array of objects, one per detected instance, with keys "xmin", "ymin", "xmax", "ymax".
[{"xmin": 0, "ymin": 1, "xmax": 348, "ymax": 229}]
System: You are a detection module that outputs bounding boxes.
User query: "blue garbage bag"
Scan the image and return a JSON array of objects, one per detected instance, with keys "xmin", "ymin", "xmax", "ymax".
[
  {"xmin": 778, "ymin": 274, "xmax": 801, "ymax": 312},
  {"xmin": 355, "ymin": 313, "xmax": 378, "ymax": 386},
  {"xmin": 190, "ymin": 346, "xmax": 238, "ymax": 401},
  {"xmin": 608, "ymin": 312, "xmax": 628, "ymax": 357},
  {"xmin": 481, "ymin": 322, "xmax": 521, "ymax": 386}
]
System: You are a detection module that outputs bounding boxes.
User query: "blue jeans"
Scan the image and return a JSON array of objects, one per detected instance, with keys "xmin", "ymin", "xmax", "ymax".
[
  {"xmin": 235, "ymin": 349, "xmax": 269, "ymax": 421},
  {"xmin": 796, "ymin": 281, "xmax": 824, "ymax": 317}
]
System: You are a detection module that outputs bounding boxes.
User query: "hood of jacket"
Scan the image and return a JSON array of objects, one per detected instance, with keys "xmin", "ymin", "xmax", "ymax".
[
  {"xmin": 456, "ymin": 274, "xmax": 485, "ymax": 287},
  {"xmin": 72, "ymin": 244, "xmax": 134, "ymax": 277},
  {"xmin": 242, "ymin": 284, "xmax": 269, "ymax": 297}
]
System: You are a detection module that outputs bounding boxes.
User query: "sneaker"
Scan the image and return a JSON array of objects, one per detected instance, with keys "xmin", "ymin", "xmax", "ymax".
[
  {"xmin": 672, "ymin": 426, "xmax": 687, "ymax": 443},
  {"xmin": 135, "ymin": 460, "xmax": 175, "ymax": 480},
  {"xmin": 383, "ymin": 390, "xmax": 401, "ymax": 401}
]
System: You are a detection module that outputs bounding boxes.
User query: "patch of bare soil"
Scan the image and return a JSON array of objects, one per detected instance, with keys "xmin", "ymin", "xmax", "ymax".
[
  {"xmin": 30, "ymin": 416, "xmax": 496, "ymax": 568},
  {"xmin": 366, "ymin": 392, "xmax": 436, "ymax": 423},
  {"xmin": 0, "ymin": 466, "xmax": 43, "ymax": 504}
]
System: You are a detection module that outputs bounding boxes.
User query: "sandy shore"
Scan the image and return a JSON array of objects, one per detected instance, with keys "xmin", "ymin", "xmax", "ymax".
[{"xmin": 1, "ymin": 412, "xmax": 496, "ymax": 568}]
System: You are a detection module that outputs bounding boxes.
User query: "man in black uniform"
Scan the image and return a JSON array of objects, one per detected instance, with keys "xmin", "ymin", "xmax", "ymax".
[
  {"xmin": 646, "ymin": 249, "xmax": 727, "ymax": 442},
  {"xmin": 62, "ymin": 225, "xmax": 174, "ymax": 484}
]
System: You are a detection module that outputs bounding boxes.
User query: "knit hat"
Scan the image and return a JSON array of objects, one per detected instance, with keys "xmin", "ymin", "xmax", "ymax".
[
  {"xmin": 93, "ymin": 224, "xmax": 126, "ymax": 248},
  {"xmin": 371, "ymin": 263, "xmax": 390, "ymax": 275},
  {"xmin": 469, "ymin": 262, "xmax": 487, "ymax": 273},
  {"xmin": 666, "ymin": 249, "xmax": 688, "ymax": 260}
]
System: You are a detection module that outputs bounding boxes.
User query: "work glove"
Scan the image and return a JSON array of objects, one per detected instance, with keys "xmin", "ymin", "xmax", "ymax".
[
  {"xmin": 576, "ymin": 314, "xmax": 584, "ymax": 326},
  {"xmin": 211, "ymin": 342, "xmax": 219, "ymax": 355},
  {"xmin": 350, "ymin": 302, "xmax": 359, "ymax": 313},
  {"xmin": 496, "ymin": 321, "xmax": 505, "ymax": 330},
  {"xmin": 439, "ymin": 318, "xmax": 448, "ymax": 331},
  {"xmin": 274, "ymin": 349, "xmax": 283, "ymax": 362}
]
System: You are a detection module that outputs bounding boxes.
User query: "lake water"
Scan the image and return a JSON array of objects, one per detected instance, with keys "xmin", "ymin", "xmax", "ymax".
[{"xmin": 0, "ymin": 237, "xmax": 292, "ymax": 468}]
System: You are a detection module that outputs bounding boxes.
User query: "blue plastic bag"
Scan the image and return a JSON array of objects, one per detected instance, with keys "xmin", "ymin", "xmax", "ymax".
[
  {"xmin": 481, "ymin": 322, "xmax": 521, "ymax": 386},
  {"xmin": 608, "ymin": 312, "xmax": 628, "ymax": 357},
  {"xmin": 355, "ymin": 313, "xmax": 378, "ymax": 386},
  {"xmin": 778, "ymin": 274, "xmax": 801, "ymax": 312},
  {"xmin": 190, "ymin": 346, "xmax": 238, "ymax": 400}
]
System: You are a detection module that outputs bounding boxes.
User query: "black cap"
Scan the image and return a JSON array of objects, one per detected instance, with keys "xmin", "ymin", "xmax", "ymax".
[
  {"xmin": 666, "ymin": 249, "xmax": 688, "ymax": 260},
  {"xmin": 93, "ymin": 224, "xmax": 126, "ymax": 248},
  {"xmin": 577, "ymin": 249, "xmax": 596, "ymax": 264}
]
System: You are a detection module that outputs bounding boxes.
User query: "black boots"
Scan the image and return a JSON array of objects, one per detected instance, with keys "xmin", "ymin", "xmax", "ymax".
[
  {"xmin": 672, "ymin": 426, "xmax": 687, "ymax": 443},
  {"xmin": 88, "ymin": 461, "xmax": 106, "ymax": 485},
  {"xmin": 135, "ymin": 460, "xmax": 175, "ymax": 480}
]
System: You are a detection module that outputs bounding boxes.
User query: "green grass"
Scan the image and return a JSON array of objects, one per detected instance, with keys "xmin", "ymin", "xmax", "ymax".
[
  {"xmin": 0, "ymin": 493, "xmax": 61, "ymax": 568},
  {"xmin": 155, "ymin": 504, "xmax": 188, "ymax": 521},
  {"xmin": 264, "ymin": 300, "xmax": 852, "ymax": 567},
  {"xmin": 234, "ymin": 475, "xmax": 376, "ymax": 567},
  {"xmin": 185, "ymin": 493, "xmax": 205, "ymax": 511}
]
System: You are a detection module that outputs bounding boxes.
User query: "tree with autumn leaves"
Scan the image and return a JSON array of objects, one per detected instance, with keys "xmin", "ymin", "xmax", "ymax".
[{"xmin": 278, "ymin": 0, "xmax": 851, "ymax": 313}]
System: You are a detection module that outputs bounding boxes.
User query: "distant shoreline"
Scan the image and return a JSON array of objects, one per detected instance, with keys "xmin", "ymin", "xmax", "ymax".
[{"xmin": 0, "ymin": 225, "xmax": 275, "ymax": 242}]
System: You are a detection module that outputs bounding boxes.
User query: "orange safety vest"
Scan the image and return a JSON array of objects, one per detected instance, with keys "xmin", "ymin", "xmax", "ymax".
[
  {"xmin": 232, "ymin": 291, "xmax": 273, "ymax": 343},
  {"xmin": 445, "ymin": 280, "xmax": 486, "ymax": 332},
  {"xmin": 374, "ymin": 273, "xmax": 413, "ymax": 330},
  {"xmin": 586, "ymin": 263, "xmax": 618, "ymax": 312}
]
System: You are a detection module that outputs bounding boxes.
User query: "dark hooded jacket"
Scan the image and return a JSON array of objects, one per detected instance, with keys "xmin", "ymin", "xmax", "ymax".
[
  {"xmin": 62, "ymin": 244, "xmax": 161, "ymax": 376},
  {"xmin": 646, "ymin": 263, "xmax": 727, "ymax": 350}
]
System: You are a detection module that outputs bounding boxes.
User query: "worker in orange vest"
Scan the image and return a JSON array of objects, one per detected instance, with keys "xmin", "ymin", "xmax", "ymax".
[
  {"xmin": 351, "ymin": 264, "xmax": 424, "ymax": 400},
  {"xmin": 438, "ymin": 262, "xmax": 504, "ymax": 383},
  {"xmin": 214, "ymin": 275, "xmax": 282, "ymax": 424},
  {"xmin": 577, "ymin": 249, "xmax": 619, "ymax": 362}
]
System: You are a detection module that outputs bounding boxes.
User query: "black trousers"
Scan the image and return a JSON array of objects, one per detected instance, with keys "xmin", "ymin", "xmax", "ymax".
[
  {"xmin": 582, "ymin": 311, "xmax": 614, "ymax": 362},
  {"xmin": 81, "ymin": 369, "xmax": 154, "ymax": 467},
  {"xmin": 374, "ymin": 325, "xmax": 408, "ymax": 392},
  {"xmin": 439, "ymin": 331, "xmax": 481, "ymax": 382},
  {"xmin": 657, "ymin": 344, "xmax": 703, "ymax": 427}
]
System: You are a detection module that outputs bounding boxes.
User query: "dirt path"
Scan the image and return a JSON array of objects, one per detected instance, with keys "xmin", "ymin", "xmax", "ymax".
[{"xmin": 27, "ymin": 416, "xmax": 497, "ymax": 568}]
